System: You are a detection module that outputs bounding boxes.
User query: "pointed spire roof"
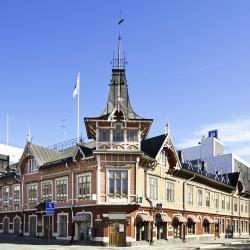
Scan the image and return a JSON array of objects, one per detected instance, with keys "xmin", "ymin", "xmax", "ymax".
[{"xmin": 101, "ymin": 68, "xmax": 144, "ymax": 120}]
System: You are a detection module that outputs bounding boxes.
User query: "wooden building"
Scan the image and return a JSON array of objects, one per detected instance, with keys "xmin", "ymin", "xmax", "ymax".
[{"xmin": 0, "ymin": 54, "xmax": 249, "ymax": 247}]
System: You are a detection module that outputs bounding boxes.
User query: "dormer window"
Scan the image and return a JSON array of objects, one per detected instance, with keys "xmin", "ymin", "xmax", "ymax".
[
  {"xmin": 28, "ymin": 158, "xmax": 38, "ymax": 173},
  {"xmin": 99, "ymin": 129, "xmax": 110, "ymax": 142},
  {"xmin": 113, "ymin": 124, "xmax": 124, "ymax": 142}
]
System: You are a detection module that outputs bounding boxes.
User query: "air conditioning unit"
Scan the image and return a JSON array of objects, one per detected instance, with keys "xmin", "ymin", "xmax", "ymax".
[
  {"xmin": 156, "ymin": 203, "xmax": 162, "ymax": 209},
  {"xmin": 91, "ymin": 194, "xmax": 97, "ymax": 201},
  {"xmin": 136, "ymin": 196, "xmax": 143, "ymax": 203}
]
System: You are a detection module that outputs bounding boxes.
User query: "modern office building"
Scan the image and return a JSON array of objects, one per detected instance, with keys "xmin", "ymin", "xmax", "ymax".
[{"xmin": 181, "ymin": 131, "xmax": 250, "ymax": 192}]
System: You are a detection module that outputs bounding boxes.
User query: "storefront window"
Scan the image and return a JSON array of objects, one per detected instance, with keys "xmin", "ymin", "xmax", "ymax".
[
  {"xmin": 188, "ymin": 223, "xmax": 195, "ymax": 234},
  {"xmin": 204, "ymin": 223, "xmax": 210, "ymax": 234}
]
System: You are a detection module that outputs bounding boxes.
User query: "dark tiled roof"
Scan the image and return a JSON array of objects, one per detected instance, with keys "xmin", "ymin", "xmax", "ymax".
[
  {"xmin": 141, "ymin": 134, "xmax": 167, "ymax": 158},
  {"xmin": 181, "ymin": 163, "xmax": 240, "ymax": 188},
  {"xmin": 222, "ymin": 172, "xmax": 240, "ymax": 188},
  {"xmin": 79, "ymin": 146, "xmax": 95, "ymax": 158}
]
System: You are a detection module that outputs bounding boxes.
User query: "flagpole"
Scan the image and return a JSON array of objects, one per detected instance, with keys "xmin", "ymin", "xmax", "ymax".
[{"xmin": 77, "ymin": 73, "xmax": 80, "ymax": 143}]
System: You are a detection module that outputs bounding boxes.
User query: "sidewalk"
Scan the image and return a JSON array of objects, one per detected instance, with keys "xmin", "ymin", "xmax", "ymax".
[{"xmin": 147, "ymin": 236, "xmax": 250, "ymax": 250}]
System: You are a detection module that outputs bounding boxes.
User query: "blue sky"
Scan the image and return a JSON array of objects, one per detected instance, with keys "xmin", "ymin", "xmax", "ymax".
[{"xmin": 0, "ymin": 1, "xmax": 250, "ymax": 161}]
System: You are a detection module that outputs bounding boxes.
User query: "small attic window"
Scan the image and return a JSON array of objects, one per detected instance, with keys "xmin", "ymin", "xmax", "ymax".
[{"xmin": 28, "ymin": 158, "xmax": 38, "ymax": 174}]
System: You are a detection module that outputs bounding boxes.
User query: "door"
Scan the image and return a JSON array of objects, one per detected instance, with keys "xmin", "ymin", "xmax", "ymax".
[
  {"xmin": 3, "ymin": 218, "xmax": 9, "ymax": 234},
  {"xmin": 215, "ymin": 223, "xmax": 219, "ymax": 238},
  {"xmin": 13, "ymin": 217, "xmax": 20, "ymax": 234},
  {"xmin": 174, "ymin": 224, "xmax": 181, "ymax": 239},
  {"xmin": 29, "ymin": 216, "xmax": 37, "ymax": 237},
  {"xmin": 78, "ymin": 222, "xmax": 91, "ymax": 242},
  {"xmin": 157, "ymin": 222, "xmax": 167, "ymax": 239},
  {"xmin": 43, "ymin": 216, "xmax": 52, "ymax": 240},
  {"xmin": 109, "ymin": 220, "xmax": 126, "ymax": 247}
]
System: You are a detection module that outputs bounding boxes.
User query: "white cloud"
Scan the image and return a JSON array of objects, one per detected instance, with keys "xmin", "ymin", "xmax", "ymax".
[{"xmin": 177, "ymin": 117, "xmax": 250, "ymax": 160}]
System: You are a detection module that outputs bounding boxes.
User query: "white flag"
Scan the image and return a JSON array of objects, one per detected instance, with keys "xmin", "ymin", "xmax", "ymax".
[{"xmin": 73, "ymin": 73, "xmax": 80, "ymax": 98}]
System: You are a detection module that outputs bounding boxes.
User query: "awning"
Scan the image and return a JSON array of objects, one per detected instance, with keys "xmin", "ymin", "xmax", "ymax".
[
  {"xmin": 173, "ymin": 215, "xmax": 187, "ymax": 223},
  {"xmin": 72, "ymin": 213, "xmax": 91, "ymax": 222},
  {"xmin": 136, "ymin": 213, "xmax": 154, "ymax": 222},
  {"xmin": 187, "ymin": 215, "xmax": 200, "ymax": 224},
  {"xmin": 203, "ymin": 216, "xmax": 214, "ymax": 224},
  {"xmin": 156, "ymin": 213, "xmax": 172, "ymax": 223}
]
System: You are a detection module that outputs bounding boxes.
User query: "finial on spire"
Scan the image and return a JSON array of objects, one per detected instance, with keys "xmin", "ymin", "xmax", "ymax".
[
  {"xmin": 111, "ymin": 12, "xmax": 127, "ymax": 69},
  {"xmin": 26, "ymin": 127, "xmax": 33, "ymax": 143},
  {"xmin": 118, "ymin": 11, "xmax": 124, "ymax": 69},
  {"xmin": 165, "ymin": 120, "xmax": 170, "ymax": 135}
]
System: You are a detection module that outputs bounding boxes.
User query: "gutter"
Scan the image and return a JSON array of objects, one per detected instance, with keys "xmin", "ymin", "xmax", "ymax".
[
  {"xmin": 182, "ymin": 174, "xmax": 195, "ymax": 242},
  {"xmin": 144, "ymin": 168, "xmax": 154, "ymax": 244}
]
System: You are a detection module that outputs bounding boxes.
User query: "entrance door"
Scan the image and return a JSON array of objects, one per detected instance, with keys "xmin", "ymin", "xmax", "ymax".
[
  {"xmin": 3, "ymin": 218, "xmax": 9, "ymax": 234},
  {"xmin": 29, "ymin": 216, "xmax": 37, "ymax": 237},
  {"xmin": 43, "ymin": 216, "xmax": 52, "ymax": 240},
  {"xmin": 109, "ymin": 220, "xmax": 126, "ymax": 247},
  {"xmin": 13, "ymin": 217, "xmax": 21, "ymax": 234},
  {"xmin": 215, "ymin": 222, "xmax": 219, "ymax": 238},
  {"xmin": 174, "ymin": 224, "xmax": 182, "ymax": 239},
  {"xmin": 157, "ymin": 222, "xmax": 167, "ymax": 239},
  {"xmin": 78, "ymin": 222, "xmax": 91, "ymax": 242}
]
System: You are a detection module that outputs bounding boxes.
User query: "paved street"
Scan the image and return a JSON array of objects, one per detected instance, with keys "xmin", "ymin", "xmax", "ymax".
[{"xmin": 0, "ymin": 235, "xmax": 250, "ymax": 250}]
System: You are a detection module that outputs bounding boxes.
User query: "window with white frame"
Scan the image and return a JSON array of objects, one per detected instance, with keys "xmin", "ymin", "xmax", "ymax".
[
  {"xmin": 221, "ymin": 196, "xmax": 225, "ymax": 210},
  {"xmin": 42, "ymin": 181, "xmax": 52, "ymax": 201},
  {"xmin": 241, "ymin": 201, "xmax": 244, "ymax": 213},
  {"xmin": 187, "ymin": 185, "xmax": 193, "ymax": 205},
  {"xmin": 198, "ymin": 189, "xmax": 203, "ymax": 207},
  {"xmin": 149, "ymin": 176, "xmax": 158, "ymax": 200},
  {"xmin": 215, "ymin": 193, "xmax": 219, "ymax": 209},
  {"xmin": 234, "ymin": 199, "xmax": 238, "ymax": 212},
  {"xmin": 108, "ymin": 170, "xmax": 128, "ymax": 196},
  {"xmin": 206, "ymin": 191, "xmax": 210, "ymax": 207},
  {"xmin": 166, "ymin": 181, "xmax": 175, "ymax": 202},
  {"xmin": 28, "ymin": 158, "xmax": 38, "ymax": 173},
  {"xmin": 56, "ymin": 178, "xmax": 67, "ymax": 201},
  {"xmin": 28, "ymin": 184, "xmax": 37, "ymax": 204},
  {"xmin": 245, "ymin": 201, "xmax": 248, "ymax": 213},
  {"xmin": 113, "ymin": 124, "xmax": 124, "ymax": 142},
  {"xmin": 13, "ymin": 185, "xmax": 20, "ymax": 203},
  {"xmin": 58, "ymin": 214, "xmax": 67, "ymax": 237},
  {"xmin": 3, "ymin": 186, "xmax": 9, "ymax": 206},
  {"xmin": 226, "ymin": 196, "xmax": 230, "ymax": 210},
  {"xmin": 127, "ymin": 129, "xmax": 138, "ymax": 142},
  {"xmin": 78, "ymin": 174, "xmax": 91, "ymax": 198},
  {"xmin": 99, "ymin": 129, "xmax": 110, "ymax": 142}
]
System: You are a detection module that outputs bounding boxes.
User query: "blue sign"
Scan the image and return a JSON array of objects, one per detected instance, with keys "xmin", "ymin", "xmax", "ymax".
[
  {"xmin": 46, "ymin": 202, "xmax": 55, "ymax": 215},
  {"xmin": 208, "ymin": 130, "xmax": 218, "ymax": 139}
]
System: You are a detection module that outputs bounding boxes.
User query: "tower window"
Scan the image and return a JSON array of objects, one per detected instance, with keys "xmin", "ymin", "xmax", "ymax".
[
  {"xmin": 99, "ymin": 129, "xmax": 110, "ymax": 142},
  {"xmin": 113, "ymin": 124, "xmax": 124, "ymax": 142},
  {"xmin": 127, "ymin": 130, "xmax": 138, "ymax": 142}
]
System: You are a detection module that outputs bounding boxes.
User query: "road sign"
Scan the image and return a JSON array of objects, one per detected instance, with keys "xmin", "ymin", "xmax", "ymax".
[
  {"xmin": 208, "ymin": 129, "xmax": 218, "ymax": 139},
  {"xmin": 46, "ymin": 202, "xmax": 55, "ymax": 215}
]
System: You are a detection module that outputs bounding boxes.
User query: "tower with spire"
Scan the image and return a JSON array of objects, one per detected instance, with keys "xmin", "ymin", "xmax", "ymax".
[{"xmin": 85, "ymin": 16, "xmax": 153, "ymax": 151}]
